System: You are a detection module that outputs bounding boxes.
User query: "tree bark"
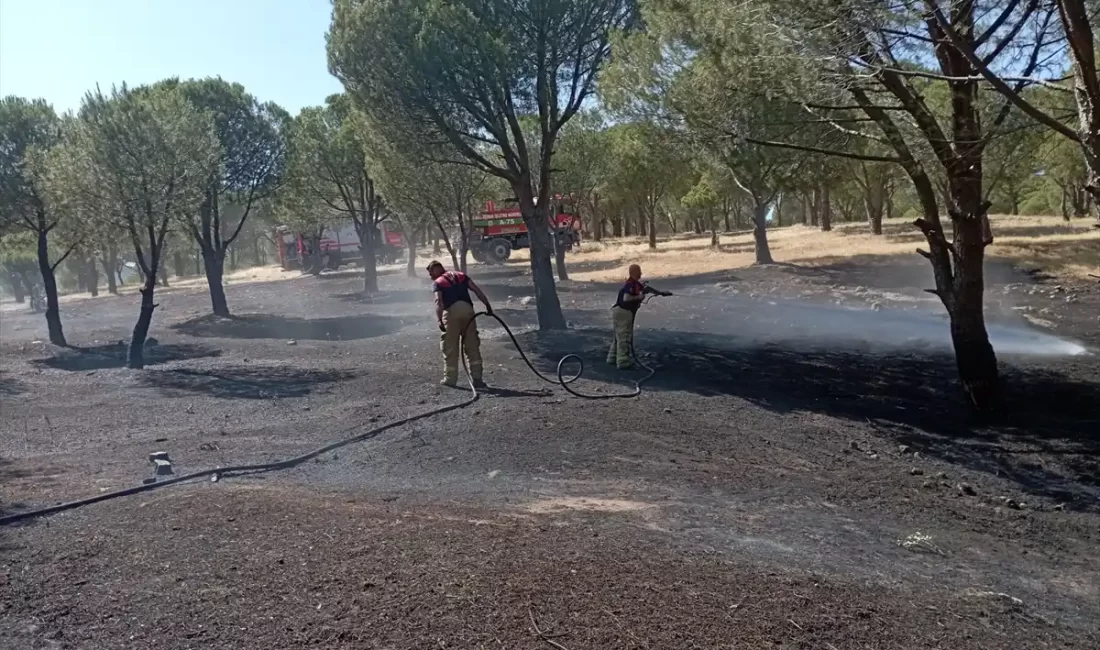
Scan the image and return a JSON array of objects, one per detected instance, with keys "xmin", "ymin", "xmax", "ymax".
[
  {"xmin": 516, "ymin": 183, "xmax": 566, "ymax": 330},
  {"xmin": 591, "ymin": 196, "xmax": 603, "ymax": 241},
  {"xmin": 406, "ymin": 234, "xmax": 417, "ymax": 278},
  {"xmin": 810, "ymin": 188, "xmax": 821, "ymax": 226},
  {"xmin": 102, "ymin": 243, "xmax": 119, "ymax": 294},
  {"xmin": 820, "ymin": 186, "xmax": 832, "ymax": 232},
  {"xmin": 360, "ymin": 229, "xmax": 378, "ymax": 293},
  {"xmin": 128, "ymin": 278, "xmax": 157, "ymax": 369},
  {"xmin": 866, "ymin": 198, "xmax": 884, "ymax": 235},
  {"xmin": 751, "ymin": 202, "xmax": 774, "ymax": 264},
  {"xmin": 36, "ymin": 227, "xmax": 66, "ymax": 346},
  {"xmin": 648, "ymin": 207, "xmax": 657, "ymax": 250},
  {"xmin": 9, "ymin": 268, "xmax": 27, "ymax": 303},
  {"xmin": 864, "ymin": 173, "xmax": 886, "ymax": 235},
  {"xmin": 173, "ymin": 250, "xmax": 187, "ymax": 278},
  {"xmin": 202, "ymin": 250, "xmax": 230, "ymax": 317},
  {"xmin": 86, "ymin": 257, "xmax": 99, "ymax": 297},
  {"xmin": 458, "ymin": 215, "xmax": 471, "ymax": 272}
]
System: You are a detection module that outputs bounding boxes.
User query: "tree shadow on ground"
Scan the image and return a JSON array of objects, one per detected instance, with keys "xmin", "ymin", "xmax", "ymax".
[
  {"xmin": 172, "ymin": 313, "xmax": 408, "ymax": 341},
  {"xmin": 780, "ymin": 254, "xmax": 1029, "ymax": 290},
  {"xmin": 0, "ymin": 371, "xmax": 27, "ymax": 397},
  {"xmin": 31, "ymin": 343, "xmax": 222, "ymax": 372},
  {"xmin": 0, "ymin": 456, "xmax": 39, "ymax": 537},
  {"xmin": 987, "ymin": 223, "xmax": 1097, "ymax": 239},
  {"xmin": 521, "ymin": 328, "xmax": 1100, "ymax": 509},
  {"xmin": 141, "ymin": 365, "xmax": 356, "ymax": 400},
  {"xmin": 716, "ymin": 242, "xmax": 758, "ymax": 254}
]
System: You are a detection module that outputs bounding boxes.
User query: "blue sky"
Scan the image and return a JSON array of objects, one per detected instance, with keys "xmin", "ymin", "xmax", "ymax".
[{"xmin": 0, "ymin": 0, "xmax": 344, "ymax": 115}]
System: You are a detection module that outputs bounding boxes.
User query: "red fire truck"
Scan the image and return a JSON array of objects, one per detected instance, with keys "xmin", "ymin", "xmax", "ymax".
[
  {"xmin": 275, "ymin": 221, "xmax": 405, "ymax": 271},
  {"xmin": 469, "ymin": 195, "xmax": 581, "ymax": 264}
]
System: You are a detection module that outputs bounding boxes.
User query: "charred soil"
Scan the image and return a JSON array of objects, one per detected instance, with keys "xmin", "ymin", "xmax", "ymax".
[{"xmin": 1, "ymin": 259, "xmax": 1097, "ymax": 649}]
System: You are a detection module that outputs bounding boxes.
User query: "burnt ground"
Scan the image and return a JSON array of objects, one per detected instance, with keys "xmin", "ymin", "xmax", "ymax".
[{"xmin": 1, "ymin": 255, "xmax": 1098, "ymax": 649}]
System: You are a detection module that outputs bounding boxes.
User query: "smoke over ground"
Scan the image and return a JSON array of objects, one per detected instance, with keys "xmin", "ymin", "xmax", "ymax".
[{"xmin": 651, "ymin": 288, "xmax": 1090, "ymax": 357}]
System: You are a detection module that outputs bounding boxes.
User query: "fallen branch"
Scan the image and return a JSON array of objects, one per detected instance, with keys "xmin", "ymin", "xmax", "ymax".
[{"xmin": 529, "ymin": 608, "xmax": 571, "ymax": 650}]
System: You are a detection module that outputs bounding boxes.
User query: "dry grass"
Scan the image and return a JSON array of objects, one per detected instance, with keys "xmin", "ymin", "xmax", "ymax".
[
  {"xmin": 508, "ymin": 214, "xmax": 1099, "ymax": 282},
  {"xmin": 46, "ymin": 265, "xmax": 298, "ymax": 305}
]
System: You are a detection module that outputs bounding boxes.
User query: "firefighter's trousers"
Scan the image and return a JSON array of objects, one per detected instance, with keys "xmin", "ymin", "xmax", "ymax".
[
  {"xmin": 441, "ymin": 301, "xmax": 482, "ymax": 383},
  {"xmin": 606, "ymin": 306, "xmax": 635, "ymax": 369}
]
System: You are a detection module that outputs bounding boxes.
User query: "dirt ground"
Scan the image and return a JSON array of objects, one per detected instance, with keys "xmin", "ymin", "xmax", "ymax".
[
  {"xmin": 1, "ymin": 245, "xmax": 1098, "ymax": 649},
  {"xmin": 514, "ymin": 215, "xmax": 1099, "ymax": 283}
]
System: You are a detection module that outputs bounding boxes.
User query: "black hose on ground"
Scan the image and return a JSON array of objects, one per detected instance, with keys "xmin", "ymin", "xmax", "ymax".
[{"xmin": 0, "ymin": 309, "xmax": 656, "ymax": 527}]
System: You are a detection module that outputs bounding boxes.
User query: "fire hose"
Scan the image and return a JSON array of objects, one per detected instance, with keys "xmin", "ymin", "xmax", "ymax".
[{"xmin": 0, "ymin": 297, "xmax": 668, "ymax": 526}]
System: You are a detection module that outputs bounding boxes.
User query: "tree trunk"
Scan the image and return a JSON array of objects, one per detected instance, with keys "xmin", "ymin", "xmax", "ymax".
[
  {"xmin": 8, "ymin": 268, "xmax": 27, "ymax": 303},
  {"xmin": 866, "ymin": 197, "xmax": 884, "ymax": 235},
  {"xmin": 36, "ymin": 228, "xmax": 66, "ymax": 346},
  {"xmin": 553, "ymin": 235, "xmax": 569, "ymax": 281},
  {"xmin": 637, "ymin": 210, "xmax": 647, "ymax": 238},
  {"xmin": 406, "ymin": 234, "xmax": 417, "ymax": 278},
  {"xmin": 433, "ymin": 216, "xmax": 460, "ymax": 270},
  {"xmin": 432, "ymin": 235, "xmax": 442, "ymax": 255},
  {"xmin": 173, "ymin": 251, "xmax": 187, "ymax": 278},
  {"xmin": 516, "ymin": 183, "xmax": 566, "ymax": 330},
  {"xmin": 724, "ymin": 207, "xmax": 731, "ymax": 233},
  {"xmin": 648, "ymin": 208, "xmax": 657, "ymax": 250},
  {"xmin": 128, "ymin": 278, "xmax": 157, "ymax": 369},
  {"xmin": 102, "ymin": 255, "xmax": 118, "ymax": 295},
  {"xmin": 802, "ymin": 193, "xmax": 812, "ymax": 225},
  {"xmin": 591, "ymin": 196, "xmax": 603, "ymax": 241},
  {"xmin": 751, "ymin": 202, "xmax": 774, "ymax": 264},
  {"xmin": 820, "ymin": 186, "xmax": 832, "ymax": 232},
  {"xmin": 102, "ymin": 244, "xmax": 119, "ymax": 294},
  {"xmin": 810, "ymin": 188, "xmax": 821, "ymax": 226},
  {"xmin": 709, "ymin": 208, "xmax": 719, "ymax": 247},
  {"xmin": 864, "ymin": 174, "xmax": 886, "ymax": 235},
  {"xmin": 202, "ymin": 249, "xmax": 230, "ymax": 317},
  {"xmin": 941, "ymin": 212, "xmax": 998, "ymax": 410},
  {"xmin": 612, "ymin": 216, "xmax": 623, "ymax": 237},
  {"xmin": 86, "ymin": 257, "xmax": 99, "ymax": 297},
  {"xmin": 360, "ymin": 230, "xmax": 378, "ymax": 293}
]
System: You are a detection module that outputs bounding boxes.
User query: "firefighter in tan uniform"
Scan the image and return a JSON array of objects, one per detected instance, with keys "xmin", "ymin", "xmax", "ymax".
[
  {"xmin": 428, "ymin": 261, "xmax": 493, "ymax": 388},
  {"xmin": 608, "ymin": 264, "xmax": 670, "ymax": 369}
]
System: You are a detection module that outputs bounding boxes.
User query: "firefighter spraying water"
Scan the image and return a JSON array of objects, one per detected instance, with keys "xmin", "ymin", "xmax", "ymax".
[{"xmin": 608, "ymin": 264, "xmax": 672, "ymax": 370}]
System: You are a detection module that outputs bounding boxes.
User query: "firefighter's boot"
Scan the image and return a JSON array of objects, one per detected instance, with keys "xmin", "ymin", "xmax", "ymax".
[{"xmin": 607, "ymin": 306, "xmax": 635, "ymax": 370}]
